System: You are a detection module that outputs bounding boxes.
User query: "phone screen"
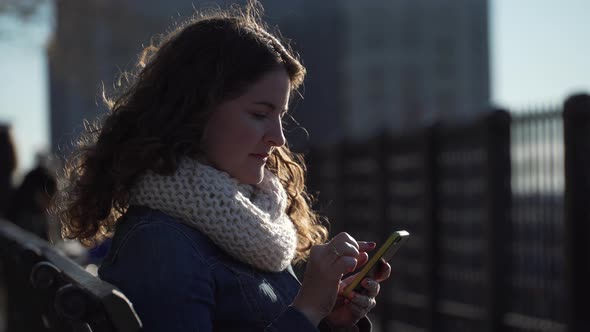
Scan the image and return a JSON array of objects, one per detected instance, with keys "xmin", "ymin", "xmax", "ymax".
[{"xmin": 342, "ymin": 230, "xmax": 410, "ymax": 297}]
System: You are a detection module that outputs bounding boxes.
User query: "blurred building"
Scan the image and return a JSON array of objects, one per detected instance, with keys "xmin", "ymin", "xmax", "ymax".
[
  {"xmin": 48, "ymin": 0, "xmax": 489, "ymax": 154},
  {"xmin": 342, "ymin": 0, "xmax": 490, "ymax": 139},
  {"xmin": 48, "ymin": 0, "xmax": 197, "ymax": 157}
]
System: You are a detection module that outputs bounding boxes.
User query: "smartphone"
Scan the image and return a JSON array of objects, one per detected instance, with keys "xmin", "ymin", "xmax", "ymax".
[{"xmin": 343, "ymin": 230, "xmax": 410, "ymax": 297}]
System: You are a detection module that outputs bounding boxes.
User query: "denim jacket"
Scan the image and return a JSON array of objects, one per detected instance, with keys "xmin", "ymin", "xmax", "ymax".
[{"xmin": 98, "ymin": 206, "xmax": 371, "ymax": 332}]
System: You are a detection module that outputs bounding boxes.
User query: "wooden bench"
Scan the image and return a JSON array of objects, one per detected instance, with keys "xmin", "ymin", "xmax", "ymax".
[{"xmin": 0, "ymin": 218, "xmax": 142, "ymax": 331}]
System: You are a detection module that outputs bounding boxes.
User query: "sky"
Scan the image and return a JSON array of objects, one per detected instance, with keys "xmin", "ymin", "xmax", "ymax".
[
  {"xmin": 0, "ymin": 4, "xmax": 52, "ymax": 177},
  {"xmin": 0, "ymin": 0, "xmax": 589, "ymax": 175},
  {"xmin": 491, "ymin": 0, "xmax": 590, "ymax": 108}
]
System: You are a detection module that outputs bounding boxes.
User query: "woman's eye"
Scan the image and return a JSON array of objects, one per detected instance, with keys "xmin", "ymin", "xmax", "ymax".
[{"xmin": 252, "ymin": 113, "xmax": 267, "ymax": 119}]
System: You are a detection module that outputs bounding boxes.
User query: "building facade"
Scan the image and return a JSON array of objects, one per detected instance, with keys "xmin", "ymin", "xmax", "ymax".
[
  {"xmin": 342, "ymin": 0, "xmax": 490, "ymax": 139},
  {"xmin": 48, "ymin": 0, "xmax": 488, "ymax": 154}
]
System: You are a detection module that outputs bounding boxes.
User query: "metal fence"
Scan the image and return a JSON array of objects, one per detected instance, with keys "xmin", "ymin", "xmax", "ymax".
[
  {"xmin": 305, "ymin": 93, "xmax": 590, "ymax": 332},
  {"xmin": 508, "ymin": 109, "xmax": 566, "ymax": 331}
]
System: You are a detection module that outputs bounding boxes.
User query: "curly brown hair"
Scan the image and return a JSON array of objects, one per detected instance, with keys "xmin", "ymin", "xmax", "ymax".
[{"xmin": 52, "ymin": 1, "xmax": 328, "ymax": 263}]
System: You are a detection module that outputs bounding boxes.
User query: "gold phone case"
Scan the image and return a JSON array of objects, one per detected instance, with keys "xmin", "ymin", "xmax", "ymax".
[{"xmin": 342, "ymin": 230, "xmax": 410, "ymax": 297}]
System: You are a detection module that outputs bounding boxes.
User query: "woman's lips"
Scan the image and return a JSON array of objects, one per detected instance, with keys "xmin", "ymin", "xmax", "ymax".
[{"xmin": 250, "ymin": 153, "xmax": 269, "ymax": 160}]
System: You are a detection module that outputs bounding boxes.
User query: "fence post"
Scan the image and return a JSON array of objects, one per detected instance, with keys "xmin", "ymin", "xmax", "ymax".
[
  {"xmin": 484, "ymin": 109, "xmax": 512, "ymax": 332},
  {"xmin": 376, "ymin": 132, "xmax": 392, "ymax": 331},
  {"xmin": 426, "ymin": 123, "xmax": 440, "ymax": 332},
  {"xmin": 563, "ymin": 93, "xmax": 590, "ymax": 332}
]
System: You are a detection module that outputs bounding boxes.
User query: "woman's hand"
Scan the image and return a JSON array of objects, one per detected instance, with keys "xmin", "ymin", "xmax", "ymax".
[
  {"xmin": 292, "ymin": 233, "xmax": 375, "ymax": 326},
  {"xmin": 324, "ymin": 260, "xmax": 392, "ymax": 329}
]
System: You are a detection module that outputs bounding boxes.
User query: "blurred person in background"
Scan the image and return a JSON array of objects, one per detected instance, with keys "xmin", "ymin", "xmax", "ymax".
[
  {"xmin": 52, "ymin": 1, "xmax": 391, "ymax": 331},
  {"xmin": 6, "ymin": 162, "xmax": 56, "ymax": 240},
  {"xmin": 0, "ymin": 123, "xmax": 17, "ymax": 219},
  {"xmin": 2, "ymin": 162, "xmax": 56, "ymax": 332},
  {"xmin": 0, "ymin": 124, "xmax": 16, "ymax": 332}
]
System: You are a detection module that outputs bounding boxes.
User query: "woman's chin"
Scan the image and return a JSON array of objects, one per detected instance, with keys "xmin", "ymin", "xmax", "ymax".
[{"xmin": 235, "ymin": 169, "xmax": 265, "ymax": 185}]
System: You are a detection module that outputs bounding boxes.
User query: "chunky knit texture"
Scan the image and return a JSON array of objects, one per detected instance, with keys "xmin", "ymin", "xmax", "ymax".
[{"xmin": 130, "ymin": 158, "xmax": 298, "ymax": 272}]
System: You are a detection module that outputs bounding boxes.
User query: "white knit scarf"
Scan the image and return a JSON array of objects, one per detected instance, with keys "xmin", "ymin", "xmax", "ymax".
[{"xmin": 130, "ymin": 158, "xmax": 298, "ymax": 272}]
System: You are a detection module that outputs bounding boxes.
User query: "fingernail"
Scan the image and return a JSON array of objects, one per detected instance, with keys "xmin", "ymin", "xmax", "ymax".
[{"xmin": 369, "ymin": 242, "xmax": 376, "ymax": 248}]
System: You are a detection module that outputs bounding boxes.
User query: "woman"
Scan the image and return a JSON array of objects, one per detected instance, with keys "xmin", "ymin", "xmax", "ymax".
[{"xmin": 53, "ymin": 2, "xmax": 390, "ymax": 331}]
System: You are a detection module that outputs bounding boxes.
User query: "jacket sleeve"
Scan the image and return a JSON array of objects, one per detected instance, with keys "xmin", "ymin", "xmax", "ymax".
[
  {"xmin": 356, "ymin": 317, "xmax": 372, "ymax": 331},
  {"xmin": 98, "ymin": 221, "xmax": 216, "ymax": 332},
  {"xmin": 264, "ymin": 308, "xmax": 372, "ymax": 332},
  {"xmin": 317, "ymin": 317, "xmax": 372, "ymax": 332},
  {"xmin": 264, "ymin": 306, "xmax": 321, "ymax": 331},
  {"xmin": 268, "ymin": 266, "xmax": 371, "ymax": 332}
]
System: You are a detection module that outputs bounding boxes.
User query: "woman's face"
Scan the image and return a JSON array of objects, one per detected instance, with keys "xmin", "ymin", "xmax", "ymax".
[{"xmin": 201, "ymin": 69, "xmax": 290, "ymax": 184}]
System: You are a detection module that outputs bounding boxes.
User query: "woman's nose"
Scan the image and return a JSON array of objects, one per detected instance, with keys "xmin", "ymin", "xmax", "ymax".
[{"xmin": 266, "ymin": 118, "xmax": 286, "ymax": 147}]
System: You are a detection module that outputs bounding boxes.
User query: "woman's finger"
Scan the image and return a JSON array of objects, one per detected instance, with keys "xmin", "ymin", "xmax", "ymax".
[
  {"xmin": 357, "ymin": 241, "xmax": 377, "ymax": 253},
  {"xmin": 350, "ymin": 294, "xmax": 372, "ymax": 308},
  {"xmin": 374, "ymin": 260, "xmax": 392, "ymax": 282},
  {"xmin": 333, "ymin": 255, "xmax": 358, "ymax": 274},
  {"xmin": 347, "ymin": 294, "xmax": 377, "ymax": 316},
  {"xmin": 345, "ymin": 302, "xmax": 366, "ymax": 317},
  {"xmin": 331, "ymin": 241, "xmax": 360, "ymax": 258},
  {"xmin": 332, "ymin": 232, "xmax": 359, "ymax": 250},
  {"xmin": 360, "ymin": 278, "xmax": 380, "ymax": 298},
  {"xmin": 355, "ymin": 251, "xmax": 369, "ymax": 268},
  {"xmin": 328, "ymin": 233, "xmax": 364, "ymax": 269}
]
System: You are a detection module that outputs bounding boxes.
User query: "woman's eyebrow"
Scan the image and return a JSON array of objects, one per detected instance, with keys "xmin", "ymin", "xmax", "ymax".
[
  {"xmin": 253, "ymin": 101, "xmax": 288, "ymax": 113},
  {"xmin": 253, "ymin": 101, "xmax": 276, "ymax": 110}
]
